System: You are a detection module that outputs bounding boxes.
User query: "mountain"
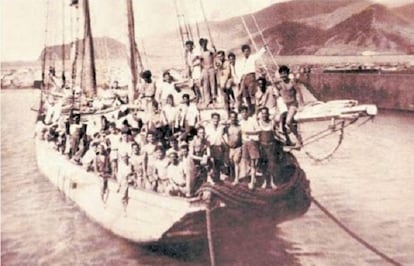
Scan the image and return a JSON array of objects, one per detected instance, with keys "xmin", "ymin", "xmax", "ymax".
[
  {"xmin": 393, "ymin": 3, "xmax": 414, "ymax": 25},
  {"xmin": 322, "ymin": 4, "xmax": 414, "ymax": 55},
  {"xmin": 38, "ymin": 37, "xmax": 128, "ymax": 61},
  {"xmin": 208, "ymin": 2, "xmax": 414, "ymax": 55}
]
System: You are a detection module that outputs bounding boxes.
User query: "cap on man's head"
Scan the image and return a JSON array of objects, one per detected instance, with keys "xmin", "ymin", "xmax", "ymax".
[{"xmin": 185, "ymin": 40, "xmax": 194, "ymax": 46}]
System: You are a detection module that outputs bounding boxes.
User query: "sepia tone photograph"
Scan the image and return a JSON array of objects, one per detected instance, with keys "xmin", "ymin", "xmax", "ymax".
[{"xmin": 1, "ymin": 0, "xmax": 413, "ymax": 265}]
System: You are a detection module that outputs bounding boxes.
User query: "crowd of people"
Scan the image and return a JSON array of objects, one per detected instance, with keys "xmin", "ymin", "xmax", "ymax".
[{"xmin": 37, "ymin": 39, "xmax": 305, "ymax": 203}]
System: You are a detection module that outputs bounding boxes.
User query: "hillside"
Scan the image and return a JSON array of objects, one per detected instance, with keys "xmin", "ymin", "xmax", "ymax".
[
  {"xmin": 209, "ymin": 2, "xmax": 414, "ymax": 56},
  {"xmin": 393, "ymin": 3, "xmax": 414, "ymax": 24},
  {"xmin": 322, "ymin": 4, "xmax": 414, "ymax": 55},
  {"xmin": 38, "ymin": 37, "xmax": 128, "ymax": 61}
]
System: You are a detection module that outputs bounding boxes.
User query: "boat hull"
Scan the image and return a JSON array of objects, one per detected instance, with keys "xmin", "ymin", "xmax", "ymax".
[{"xmin": 35, "ymin": 138, "xmax": 311, "ymax": 244}]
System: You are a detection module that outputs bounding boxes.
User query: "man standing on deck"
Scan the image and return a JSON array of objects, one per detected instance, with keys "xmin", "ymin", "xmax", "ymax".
[
  {"xmin": 184, "ymin": 40, "xmax": 202, "ymax": 103},
  {"xmin": 117, "ymin": 152, "xmax": 134, "ymax": 212},
  {"xmin": 199, "ymin": 38, "xmax": 217, "ymax": 107},
  {"xmin": 238, "ymin": 44, "xmax": 266, "ymax": 115},
  {"xmin": 224, "ymin": 111, "xmax": 243, "ymax": 184},
  {"xmin": 205, "ymin": 112, "xmax": 226, "ymax": 183},
  {"xmin": 239, "ymin": 106, "xmax": 260, "ymax": 189},
  {"xmin": 216, "ymin": 50, "xmax": 235, "ymax": 115}
]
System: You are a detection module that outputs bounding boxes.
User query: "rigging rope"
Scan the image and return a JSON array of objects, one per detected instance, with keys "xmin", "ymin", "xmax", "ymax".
[
  {"xmin": 71, "ymin": 3, "xmax": 81, "ymax": 89},
  {"xmin": 249, "ymin": 14, "xmax": 279, "ymax": 69},
  {"xmin": 302, "ymin": 120, "xmax": 345, "ymax": 162},
  {"xmin": 240, "ymin": 15, "xmax": 276, "ymax": 87},
  {"xmin": 199, "ymin": 0, "xmax": 214, "ymax": 48},
  {"xmin": 311, "ymin": 197, "xmax": 401, "ymax": 266},
  {"xmin": 38, "ymin": 0, "xmax": 51, "ymax": 120},
  {"xmin": 174, "ymin": 0, "xmax": 186, "ymax": 47},
  {"xmin": 300, "ymin": 116, "xmax": 372, "ymax": 162}
]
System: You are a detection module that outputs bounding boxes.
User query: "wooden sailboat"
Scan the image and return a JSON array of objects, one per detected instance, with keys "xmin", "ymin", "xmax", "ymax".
[{"xmin": 35, "ymin": 0, "xmax": 312, "ymax": 246}]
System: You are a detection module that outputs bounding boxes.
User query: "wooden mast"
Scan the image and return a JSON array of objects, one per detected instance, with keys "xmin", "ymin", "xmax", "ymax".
[
  {"xmin": 82, "ymin": 0, "xmax": 97, "ymax": 97},
  {"xmin": 126, "ymin": 0, "xmax": 143, "ymax": 102}
]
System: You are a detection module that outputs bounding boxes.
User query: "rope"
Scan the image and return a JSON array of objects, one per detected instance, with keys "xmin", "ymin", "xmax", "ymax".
[
  {"xmin": 38, "ymin": 0, "xmax": 51, "ymax": 120},
  {"xmin": 249, "ymin": 14, "xmax": 279, "ymax": 69},
  {"xmin": 199, "ymin": 0, "xmax": 214, "ymax": 48},
  {"xmin": 311, "ymin": 197, "xmax": 401, "ymax": 266},
  {"xmin": 303, "ymin": 121, "xmax": 345, "ymax": 162},
  {"xmin": 174, "ymin": 0, "xmax": 186, "ymax": 47},
  {"xmin": 240, "ymin": 15, "xmax": 276, "ymax": 87},
  {"xmin": 300, "ymin": 116, "xmax": 371, "ymax": 162}
]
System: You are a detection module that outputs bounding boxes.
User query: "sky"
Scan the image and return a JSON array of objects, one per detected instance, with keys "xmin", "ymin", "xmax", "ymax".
[{"xmin": 1, "ymin": 0, "xmax": 413, "ymax": 62}]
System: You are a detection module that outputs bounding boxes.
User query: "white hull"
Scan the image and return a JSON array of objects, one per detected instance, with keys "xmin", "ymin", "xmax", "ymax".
[{"xmin": 35, "ymin": 138, "xmax": 207, "ymax": 244}]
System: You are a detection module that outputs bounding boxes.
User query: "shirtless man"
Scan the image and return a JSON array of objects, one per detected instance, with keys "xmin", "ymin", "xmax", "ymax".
[
  {"xmin": 275, "ymin": 65, "xmax": 303, "ymax": 147},
  {"xmin": 216, "ymin": 50, "xmax": 234, "ymax": 115},
  {"xmin": 224, "ymin": 111, "xmax": 243, "ymax": 184},
  {"xmin": 199, "ymin": 38, "xmax": 216, "ymax": 106},
  {"xmin": 257, "ymin": 107, "xmax": 280, "ymax": 189}
]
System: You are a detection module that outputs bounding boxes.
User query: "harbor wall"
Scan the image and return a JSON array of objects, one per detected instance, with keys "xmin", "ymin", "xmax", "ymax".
[{"xmin": 301, "ymin": 73, "xmax": 414, "ymax": 112}]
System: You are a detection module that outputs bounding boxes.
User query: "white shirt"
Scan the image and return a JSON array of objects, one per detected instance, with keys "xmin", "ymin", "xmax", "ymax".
[
  {"xmin": 177, "ymin": 103, "xmax": 200, "ymax": 127},
  {"xmin": 162, "ymin": 105, "xmax": 179, "ymax": 125},
  {"xmin": 205, "ymin": 124, "xmax": 225, "ymax": 146},
  {"xmin": 240, "ymin": 117, "xmax": 259, "ymax": 141},
  {"xmin": 167, "ymin": 163, "xmax": 186, "ymax": 187},
  {"xmin": 186, "ymin": 50, "xmax": 201, "ymax": 79},
  {"xmin": 118, "ymin": 160, "xmax": 133, "ymax": 184},
  {"xmin": 238, "ymin": 48, "xmax": 266, "ymax": 76},
  {"xmin": 156, "ymin": 81, "xmax": 178, "ymax": 105}
]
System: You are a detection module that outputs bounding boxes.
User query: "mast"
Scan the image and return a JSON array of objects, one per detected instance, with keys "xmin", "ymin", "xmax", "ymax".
[
  {"xmin": 126, "ymin": 0, "xmax": 143, "ymax": 101},
  {"xmin": 82, "ymin": 0, "xmax": 97, "ymax": 97},
  {"xmin": 61, "ymin": 0, "xmax": 66, "ymax": 87}
]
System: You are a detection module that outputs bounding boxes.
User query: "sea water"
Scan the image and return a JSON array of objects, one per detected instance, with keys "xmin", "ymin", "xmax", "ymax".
[{"xmin": 1, "ymin": 89, "xmax": 413, "ymax": 265}]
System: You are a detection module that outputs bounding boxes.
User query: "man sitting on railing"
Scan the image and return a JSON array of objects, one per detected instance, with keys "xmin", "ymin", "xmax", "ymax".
[{"xmin": 275, "ymin": 65, "xmax": 303, "ymax": 147}]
